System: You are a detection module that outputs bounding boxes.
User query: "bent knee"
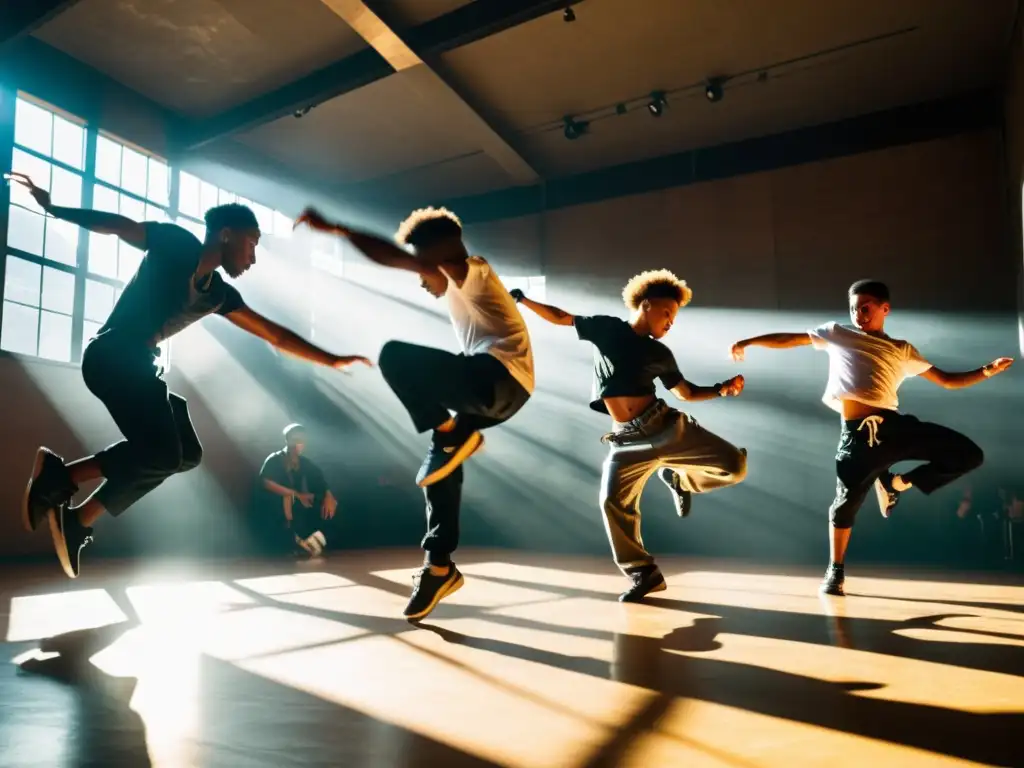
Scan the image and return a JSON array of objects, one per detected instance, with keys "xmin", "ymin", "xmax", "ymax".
[
  {"xmin": 829, "ymin": 503, "xmax": 858, "ymax": 529},
  {"xmin": 378, "ymin": 340, "xmax": 413, "ymax": 376},
  {"xmin": 728, "ymin": 448, "xmax": 748, "ymax": 482},
  {"xmin": 179, "ymin": 443, "xmax": 203, "ymax": 472},
  {"xmin": 964, "ymin": 441, "xmax": 984, "ymax": 471},
  {"xmin": 141, "ymin": 444, "xmax": 185, "ymax": 475}
]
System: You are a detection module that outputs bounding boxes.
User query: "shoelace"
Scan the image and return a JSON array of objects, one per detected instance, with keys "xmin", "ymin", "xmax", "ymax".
[{"xmin": 857, "ymin": 414, "xmax": 885, "ymax": 448}]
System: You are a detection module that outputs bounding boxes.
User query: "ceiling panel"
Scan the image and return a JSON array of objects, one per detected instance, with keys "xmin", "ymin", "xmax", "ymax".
[
  {"xmin": 236, "ymin": 68, "xmax": 491, "ymax": 184},
  {"xmin": 34, "ymin": 0, "xmax": 367, "ymax": 116}
]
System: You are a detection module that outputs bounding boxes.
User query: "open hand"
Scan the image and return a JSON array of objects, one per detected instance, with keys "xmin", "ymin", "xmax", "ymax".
[
  {"xmin": 321, "ymin": 494, "xmax": 337, "ymax": 520},
  {"xmin": 729, "ymin": 342, "xmax": 746, "ymax": 362},
  {"xmin": 295, "ymin": 207, "xmax": 346, "ymax": 235},
  {"xmin": 719, "ymin": 374, "xmax": 745, "ymax": 397},
  {"xmin": 984, "ymin": 357, "xmax": 1014, "ymax": 377},
  {"xmin": 296, "ymin": 492, "xmax": 315, "ymax": 508},
  {"xmin": 6, "ymin": 172, "xmax": 51, "ymax": 211},
  {"xmin": 333, "ymin": 355, "xmax": 372, "ymax": 370}
]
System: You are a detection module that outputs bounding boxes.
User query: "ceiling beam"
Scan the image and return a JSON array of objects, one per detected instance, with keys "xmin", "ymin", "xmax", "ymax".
[
  {"xmin": 0, "ymin": 0, "xmax": 83, "ymax": 49},
  {"xmin": 317, "ymin": 0, "xmax": 539, "ymax": 185},
  {"xmin": 181, "ymin": 0, "xmax": 583, "ymax": 151}
]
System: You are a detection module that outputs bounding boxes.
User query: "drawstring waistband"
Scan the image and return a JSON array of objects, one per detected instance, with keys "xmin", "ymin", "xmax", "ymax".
[
  {"xmin": 857, "ymin": 414, "xmax": 884, "ymax": 447},
  {"xmin": 602, "ymin": 400, "xmax": 684, "ymax": 445}
]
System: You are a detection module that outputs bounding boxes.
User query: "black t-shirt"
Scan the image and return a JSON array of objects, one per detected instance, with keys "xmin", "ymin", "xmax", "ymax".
[
  {"xmin": 98, "ymin": 222, "xmax": 245, "ymax": 347},
  {"xmin": 259, "ymin": 450, "xmax": 328, "ymax": 498},
  {"xmin": 574, "ymin": 315, "xmax": 684, "ymax": 414}
]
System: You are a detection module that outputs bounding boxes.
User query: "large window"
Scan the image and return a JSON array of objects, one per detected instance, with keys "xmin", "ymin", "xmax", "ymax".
[
  {"xmin": 503, "ymin": 275, "xmax": 547, "ymax": 302},
  {"xmin": 0, "ymin": 94, "xmax": 294, "ymax": 368},
  {"xmin": 2, "ymin": 96, "xmax": 86, "ymax": 361}
]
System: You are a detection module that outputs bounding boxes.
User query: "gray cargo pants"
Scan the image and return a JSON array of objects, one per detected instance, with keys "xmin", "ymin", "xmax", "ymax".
[{"xmin": 599, "ymin": 400, "xmax": 747, "ymax": 572}]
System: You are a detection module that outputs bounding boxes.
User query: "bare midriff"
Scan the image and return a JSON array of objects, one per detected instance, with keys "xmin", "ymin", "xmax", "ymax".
[
  {"xmin": 840, "ymin": 399, "xmax": 887, "ymax": 421},
  {"xmin": 603, "ymin": 394, "xmax": 659, "ymax": 424}
]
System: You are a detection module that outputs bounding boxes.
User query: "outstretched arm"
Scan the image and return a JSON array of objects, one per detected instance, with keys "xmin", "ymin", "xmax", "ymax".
[
  {"xmin": 294, "ymin": 207, "xmax": 464, "ymax": 279},
  {"xmin": 920, "ymin": 357, "xmax": 1014, "ymax": 389},
  {"xmin": 670, "ymin": 375, "xmax": 745, "ymax": 402},
  {"xmin": 8, "ymin": 172, "xmax": 146, "ymax": 249},
  {"xmin": 225, "ymin": 306, "xmax": 371, "ymax": 370},
  {"xmin": 731, "ymin": 332, "xmax": 812, "ymax": 361},
  {"xmin": 510, "ymin": 289, "xmax": 574, "ymax": 326}
]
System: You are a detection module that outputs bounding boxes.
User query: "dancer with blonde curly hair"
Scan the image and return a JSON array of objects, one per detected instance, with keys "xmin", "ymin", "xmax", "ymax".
[
  {"xmin": 296, "ymin": 205, "xmax": 533, "ymax": 619},
  {"xmin": 513, "ymin": 271, "xmax": 747, "ymax": 601}
]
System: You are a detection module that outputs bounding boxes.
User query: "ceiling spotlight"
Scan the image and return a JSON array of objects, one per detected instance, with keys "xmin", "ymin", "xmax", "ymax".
[
  {"xmin": 647, "ymin": 91, "xmax": 667, "ymax": 117},
  {"xmin": 293, "ymin": 106, "xmax": 312, "ymax": 118},
  {"xmin": 563, "ymin": 116, "xmax": 588, "ymax": 140},
  {"xmin": 563, "ymin": 7, "xmax": 576, "ymax": 22},
  {"xmin": 704, "ymin": 78, "xmax": 724, "ymax": 103}
]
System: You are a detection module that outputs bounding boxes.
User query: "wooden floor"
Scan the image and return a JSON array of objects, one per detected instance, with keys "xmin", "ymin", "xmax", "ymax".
[{"xmin": 1, "ymin": 550, "xmax": 1022, "ymax": 768}]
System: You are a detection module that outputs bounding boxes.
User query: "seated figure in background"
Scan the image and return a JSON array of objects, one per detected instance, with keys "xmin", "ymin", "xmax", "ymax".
[{"xmin": 258, "ymin": 423, "xmax": 337, "ymax": 557}]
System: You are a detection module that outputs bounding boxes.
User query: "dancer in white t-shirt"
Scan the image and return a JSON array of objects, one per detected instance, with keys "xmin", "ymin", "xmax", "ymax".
[
  {"xmin": 295, "ymin": 206, "xmax": 533, "ymax": 620},
  {"xmin": 730, "ymin": 280, "xmax": 1014, "ymax": 596}
]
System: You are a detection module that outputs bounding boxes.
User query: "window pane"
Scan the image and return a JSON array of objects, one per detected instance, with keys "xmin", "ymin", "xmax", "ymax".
[
  {"xmin": 92, "ymin": 184, "xmax": 119, "ymax": 214},
  {"xmin": 85, "ymin": 279, "xmax": 115, "ymax": 322},
  {"xmin": 38, "ymin": 310, "xmax": 72, "ymax": 362},
  {"xmin": 51, "ymin": 115, "xmax": 85, "ymax": 170},
  {"xmin": 4, "ymin": 255, "xmax": 41, "ymax": 306},
  {"xmin": 118, "ymin": 244, "xmax": 143, "ymax": 281},
  {"xmin": 88, "ymin": 232, "xmax": 118, "ymax": 278},
  {"xmin": 237, "ymin": 196, "xmax": 253, "ymax": 208},
  {"xmin": 40, "ymin": 266, "xmax": 75, "ymax": 314},
  {"xmin": 83, "ymin": 320, "xmax": 102, "ymax": 349},
  {"xmin": 43, "ymin": 218, "xmax": 79, "ymax": 266},
  {"xmin": 121, "ymin": 146, "xmax": 148, "ymax": 198},
  {"xmin": 145, "ymin": 204, "xmax": 168, "ymax": 223},
  {"xmin": 252, "ymin": 203, "xmax": 273, "ymax": 234},
  {"xmin": 273, "ymin": 211, "xmax": 292, "ymax": 237},
  {"xmin": 14, "ymin": 99, "xmax": 52, "ymax": 157},
  {"xmin": 10, "ymin": 150, "xmax": 51, "ymax": 210},
  {"xmin": 119, "ymin": 194, "xmax": 144, "ymax": 222},
  {"xmin": 179, "ymin": 172, "xmax": 201, "ymax": 219},
  {"xmin": 8, "ymin": 204, "xmax": 45, "ymax": 255},
  {"xmin": 1, "ymin": 301, "xmax": 38, "ymax": 355},
  {"xmin": 49, "ymin": 166, "xmax": 82, "ymax": 209},
  {"xmin": 95, "ymin": 135, "xmax": 122, "ymax": 186},
  {"xmin": 199, "ymin": 181, "xmax": 219, "ymax": 215},
  {"xmin": 147, "ymin": 158, "xmax": 169, "ymax": 205},
  {"xmin": 176, "ymin": 217, "xmax": 206, "ymax": 241}
]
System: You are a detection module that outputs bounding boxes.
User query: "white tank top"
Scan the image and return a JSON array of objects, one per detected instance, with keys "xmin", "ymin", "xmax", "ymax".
[{"xmin": 440, "ymin": 256, "xmax": 535, "ymax": 394}]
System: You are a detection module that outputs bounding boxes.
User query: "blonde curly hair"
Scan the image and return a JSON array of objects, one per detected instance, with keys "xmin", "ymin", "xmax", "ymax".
[
  {"xmin": 621, "ymin": 269, "xmax": 692, "ymax": 310},
  {"xmin": 395, "ymin": 206, "xmax": 463, "ymax": 248}
]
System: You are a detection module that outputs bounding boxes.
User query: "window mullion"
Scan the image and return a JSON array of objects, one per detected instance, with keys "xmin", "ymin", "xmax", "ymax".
[
  {"xmin": 0, "ymin": 85, "xmax": 17, "ymax": 346},
  {"xmin": 71, "ymin": 126, "xmax": 98, "ymax": 362}
]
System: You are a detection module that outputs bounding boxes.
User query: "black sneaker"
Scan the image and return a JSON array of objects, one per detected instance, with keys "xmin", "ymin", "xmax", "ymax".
[
  {"xmin": 819, "ymin": 564, "xmax": 845, "ymax": 596},
  {"xmin": 619, "ymin": 567, "xmax": 668, "ymax": 603},
  {"xmin": 657, "ymin": 468, "xmax": 692, "ymax": 517},
  {"xmin": 874, "ymin": 473, "xmax": 900, "ymax": 518},
  {"xmin": 22, "ymin": 447, "xmax": 77, "ymax": 533},
  {"xmin": 404, "ymin": 564, "xmax": 464, "ymax": 621},
  {"xmin": 416, "ymin": 429, "xmax": 484, "ymax": 488},
  {"xmin": 47, "ymin": 505, "xmax": 93, "ymax": 579}
]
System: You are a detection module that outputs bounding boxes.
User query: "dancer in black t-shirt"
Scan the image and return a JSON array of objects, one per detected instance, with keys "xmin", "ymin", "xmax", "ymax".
[
  {"xmin": 11, "ymin": 173, "xmax": 370, "ymax": 579},
  {"xmin": 513, "ymin": 270, "xmax": 747, "ymax": 602}
]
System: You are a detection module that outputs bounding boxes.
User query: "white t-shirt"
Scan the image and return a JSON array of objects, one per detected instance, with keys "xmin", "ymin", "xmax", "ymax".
[
  {"xmin": 808, "ymin": 322, "xmax": 932, "ymax": 413},
  {"xmin": 440, "ymin": 256, "xmax": 535, "ymax": 394}
]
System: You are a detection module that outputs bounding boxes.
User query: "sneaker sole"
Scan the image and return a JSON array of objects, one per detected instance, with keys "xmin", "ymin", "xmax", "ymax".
[
  {"xmin": 417, "ymin": 432, "xmax": 485, "ymax": 488},
  {"xmin": 659, "ymin": 470, "xmax": 692, "ymax": 518},
  {"xmin": 405, "ymin": 571, "xmax": 465, "ymax": 621},
  {"xmin": 620, "ymin": 578, "xmax": 668, "ymax": 603},
  {"xmin": 22, "ymin": 447, "xmax": 49, "ymax": 533},
  {"xmin": 47, "ymin": 508, "xmax": 77, "ymax": 579},
  {"xmin": 873, "ymin": 478, "xmax": 892, "ymax": 518}
]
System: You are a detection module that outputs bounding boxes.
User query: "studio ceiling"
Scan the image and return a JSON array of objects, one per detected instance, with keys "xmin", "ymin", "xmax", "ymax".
[{"xmin": 29, "ymin": 0, "xmax": 1020, "ymax": 208}]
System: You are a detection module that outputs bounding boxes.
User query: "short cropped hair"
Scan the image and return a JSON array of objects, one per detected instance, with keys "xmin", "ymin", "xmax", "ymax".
[
  {"xmin": 283, "ymin": 423, "xmax": 306, "ymax": 441},
  {"xmin": 622, "ymin": 269, "xmax": 693, "ymax": 311},
  {"xmin": 849, "ymin": 279, "xmax": 890, "ymax": 303},
  {"xmin": 395, "ymin": 207, "xmax": 462, "ymax": 249},
  {"xmin": 205, "ymin": 203, "xmax": 259, "ymax": 238}
]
